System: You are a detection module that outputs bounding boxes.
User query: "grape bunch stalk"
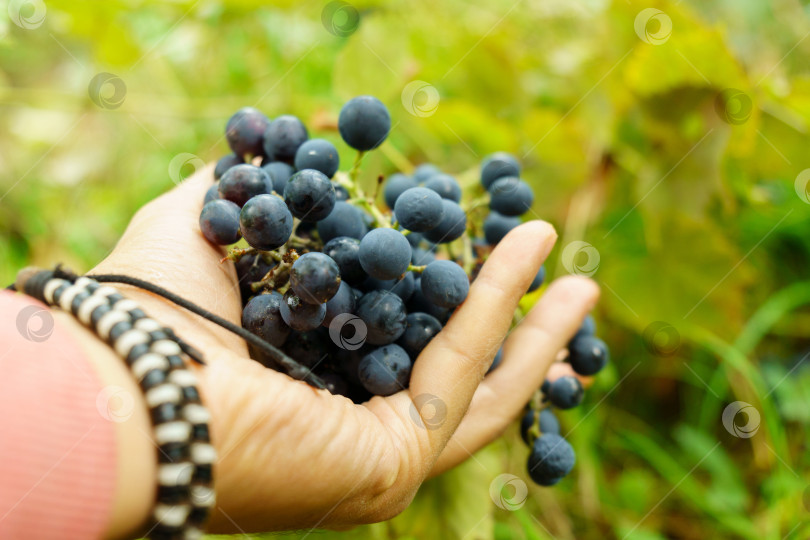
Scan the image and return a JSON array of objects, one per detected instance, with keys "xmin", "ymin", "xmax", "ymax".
[{"xmin": 199, "ymin": 95, "xmax": 610, "ymax": 487}]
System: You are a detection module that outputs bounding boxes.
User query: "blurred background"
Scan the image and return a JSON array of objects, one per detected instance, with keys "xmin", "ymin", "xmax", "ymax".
[{"xmin": 2, "ymin": 0, "xmax": 810, "ymax": 538}]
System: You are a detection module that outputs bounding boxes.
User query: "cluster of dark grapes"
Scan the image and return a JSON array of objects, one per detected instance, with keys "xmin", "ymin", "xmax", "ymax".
[{"xmin": 198, "ymin": 95, "xmax": 609, "ymax": 487}]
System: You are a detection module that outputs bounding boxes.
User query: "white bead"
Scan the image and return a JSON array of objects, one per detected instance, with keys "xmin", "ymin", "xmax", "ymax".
[
  {"xmin": 182, "ymin": 404, "xmax": 210, "ymax": 424},
  {"xmin": 183, "ymin": 528, "xmax": 204, "ymax": 540},
  {"xmin": 76, "ymin": 295, "xmax": 108, "ymax": 326},
  {"xmin": 168, "ymin": 370, "xmax": 198, "ymax": 387},
  {"xmin": 190, "ymin": 442, "xmax": 217, "ymax": 465},
  {"xmin": 74, "ymin": 277, "xmax": 95, "ymax": 289},
  {"xmin": 113, "ymin": 298, "xmax": 140, "ymax": 313},
  {"xmin": 152, "ymin": 339, "xmax": 182, "ymax": 357},
  {"xmin": 58, "ymin": 283, "xmax": 85, "ymax": 313},
  {"xmin": 153, "ymin": 504, "xmax": 190, "ymax": 528},
  {"xmin": 190, "ymin": 485, "xmax": 216, "ymax": 507},
  {"xmin": 113, "ymin": 329, "xmax": 150, "ymax": 358},
  {"xmin": 96, "ymin": 309, "xmax": 130, "ymax": 341},
  {"xmin": 131, "ymin": 353, "xmax": 169, "ymax": 379},
  {"xmin": 157, "ymin": 462, "xmax": 194, "ymax": 486},
  {"xmin": 145, "ymin": 384, "xmax": 182, "ymax": 407},
  {"xmin": 134, "ymin": 318, "xmax": 162, "ymax": 333},
  {"xmin": 43, "ymin": 279, "xmax": 68, "ymax": 305},
  {"xmin": 155, "ymin": 421, "xmax": 192, "ymax": 444},
  {"xmin": 92, "ymin": 286, "xmax": 118, "ymax": 298}
]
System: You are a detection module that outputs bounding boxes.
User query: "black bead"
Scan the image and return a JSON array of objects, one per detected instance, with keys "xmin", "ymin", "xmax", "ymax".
[
  {"xmin": 126, "ymin": 342, "xmax": 151, "ymax": 365},
  {"xmin": 151, "ymin": 403, "xmax": 181, "ymax": 425},
  {"xmin": 139, "ymin": 368, "xmax": 167, "ymax": 390},
  {"xmin": 192, "ymin": 464, "xmax": 212, "ymax": 483},
  {"xmin": 158, "ymin": 442, "xmax": 189, "ymax": 463},
  {"xmin": 83, "ymin": 281, "xmax": 100, "ymax": 293},
  {"xmin": 181, "ymin": 386, "xmax": 201, "ymax": 404},
  {"xmin": 149, "ymin": 526, "xmax": 184, "ymax": 540},
  {"xmin": 108, "ymin": 320, "xmax": 133, "ymax": 343},
  {"xmin": 167, "ymin": 355, "xmax": 186, "ymax": 370},
  {"xmin": 149, "ymin": 330, "xmax": 170, "ymax": 342},
  {"xmin": 70, "ymin": 290, "xmax": 91, "ymax": 315},
  {"xmin": 192, "ymin": 424, "xmax": 210, "ymax": 443},
  {"xmin": 90, "ymin": 303, "xmax": 111, "ymax": 326},
  {"xmin": 51, "ymin": 283, "xmax": 69, "ymax": 305},
  {"xmin": 128, "ymin": 307, "xmax": 146, "ymax": 321},
  {"xmin": 156, "ymin": 484, "xmax": 190, "ymax": 505},
  {"xmin": 106, "ymin": 292, "xmax": 125, "ymax": 304},
  {"xmin": 188, "ymin": 505, "xmax": 210, "ymax": 526}
]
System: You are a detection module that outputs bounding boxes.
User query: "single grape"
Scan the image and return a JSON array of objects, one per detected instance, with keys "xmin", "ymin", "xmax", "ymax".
[
  {"xmin": 394, "ymin": 187, "xmax": 445, "ymax": 232},
  {"xmin": 279, "ymin": 290, "xmax": 327, "ymax": 331},
  {"xmin": 239, "ymin": 194, "xmax": 293, "ymax": 251},
  {"xmin": 214, "ymin": 153, "xmax": 244, "ymax": 180},
  {"xmin": 487, "ymin": 347, "xmax": 503, "ymax": 374},
  {"xmin": 241, "ymin": 291, "xmax": 290, "ymax": 347},
  {"xmin": 568, "ymin": 335, "xmax": 609, "ymax": 376},
  {"xmin": 283, "ymin": 329, "xmax": 328, "ymax": 368},
  {"xmin": 413, "ymin": 163, "xmax": 441, "ymax": 183},
  {"xmin": 317, "ymin": 202, "xmax": 365, "ymax": 243},
  {"xmin": 284, "ymin": 169, "xmax": 336, "ymax": 222},
  {"xmin": 319, "ymin": 371, "xmax": 350, "ymax": 396},
  {"xmin": 423, "ymin": 200, "xmax": 466, "ymax": 244},
  {"xmin": 383, "ymin": 173, "xmax": 418, "ymax": 209},
  {"xmin": 294, "ymin": 138, "xmax": 340, "ymax": 178},
  {"xmin": 358, "ymin": 344, "xmax": 412, "ymax": 396},
  {"xmin": 359, "ymin": 228, "xmax": 412, "ymax": 280},
  {"xmin": 570, "ymin": 314, "xmax": 596, "ymax": 345},
  {"xmin": 405, "ymin": 231, "xmax": 423, "ymax": 247},
  {"xmin": 323, "ymin": 281, "xmax": 356, "ymax": 327},
  {"xmin": 424, "ymin": 173, "xmax": 462, "ymax": 202},
  {"xmin": 289, "ymin": 252, "xmax": 341, "ymax": 305},
  {"xmin": 226, "ymin": 107, "xmax": 270, "ymax": 159},
  {"xmin": 204, "ymin": 183, "xmax": 221, "ymax": 205},
  {"xmin": 397, "ymin": 312, "xmax": 442, "ymax": 358},
  {"xmin": 355, "ymin": 290, "xmax": 407, "ymax": 345},
  {"xmin": 323, "ymin": 236, "xmax": 366, "ymax": 285},
  {"xmin": 520, "ymin": 408, "xmax": 561, "ymax": 444},
  {"xmin": 481, "ymin": 152, "xmax": 520, "ymax": 190},
  {"xmin": 408, "ymin": 278, "xmax": 450, "ymax": 323},
  {"xmin": 528, "ymin": 265, "xmax": 546, "ymax": 292},
  {"xmin": 420, "ymin": 260, "xmax": 469, "ymax": 309},
  {"xmin": 338, "ymin": 96, "xmax": 391, "ymax": 151},
  {"xmin": 261, "ymin": 161, "xmax": 295, "ymax": 195},
  {"xmin": 218, "ymin": 164, "xmax": 271, "ymax": 207},
  {"xmin": 483, "ymin": 212, "xmax": 521, "ymax": 245},
  {"xmin": 527, "ymin": 433, "xmax": 575, "ymax": 486},
  {"xmin": 199, "ymin": 199, "xmax": 241, "ymax": 245},
  {"xmin": 363, "ymin": 271, "xmax": 415, "ymax": 302},
  {"xmin": 489, "ymin": 177, "xmax": 534, "ymax": 216},
  {"xmin": 547, "ymin": 376, "xmax": 584, "ymax": 410},
  {"xmin": 411, "ymin": 247, "xmax": 436, "ymax": 266},
  {"xmin": 235, "ymin": 253, "xmax": 275, "ymax": 301},
  {"xmin": 263, "ymin": 115, "xmax": 309, "ymax": 162},
  {"xmin": 333, "ymin": 182, "xmax": 350, "ymax": 201}
]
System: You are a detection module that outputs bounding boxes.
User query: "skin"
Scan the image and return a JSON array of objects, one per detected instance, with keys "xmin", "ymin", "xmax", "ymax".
[{"xmin": 68, "ymin": 164, "xmax": 599, "ymax": 538}]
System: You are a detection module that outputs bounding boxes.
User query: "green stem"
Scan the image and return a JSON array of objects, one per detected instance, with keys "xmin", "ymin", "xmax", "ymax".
[{"xmin": 407, "ymin": 264, "xmax": 427, "ymax": 273}]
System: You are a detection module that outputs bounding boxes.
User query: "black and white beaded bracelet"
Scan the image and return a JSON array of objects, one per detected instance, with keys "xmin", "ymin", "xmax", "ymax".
[{"xmin": 15, "ymin": 268, "xmax": 215, "ymax": 540}]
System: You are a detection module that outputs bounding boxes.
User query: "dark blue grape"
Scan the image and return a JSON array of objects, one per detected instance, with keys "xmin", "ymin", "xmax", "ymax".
[
  {"xmin": 338, "ymin": 96, "xmax": 391, "ymax": 151},
  {"xmin": 481, "ymin": 152, "xmax": 520, "ymax": 190},
  {"xmin": 570, "ymin": 314, "xmax": 596, "ymax": 345},
  {"xmin": 423, "ymin": 200, "xmax": 466, "ymax": 244},
  {"xmin": 323, "ymin": 236, "xmax": 366, "ymax": 285},
  {"xmin": 263, "ymin": 115, "xmax": 308, "ymax": 162},
  {"xmin": 408, "ymin": 278, "xmax": 450, "ymax": 323},
  {"xmin": 214, "ymin": 153, "xmax": 243, "ymax": 180},
  {"xmin": 295, "ymin": 138, "xmax": 340, "ymax": 178},
  {"xmin": 394, "ymin": 187, "xmax": 445, "ymax": 232},
  {"xmin": 489, "ymin": 177, "xmax": 534, "ymax": 216},
  {"xmin": 527, "ymin": 433, "xmax": 575, "ymax": 486},
  {"xmin": 204, "ymin": 183, "xmax": 220, "ymax": 205},
  {"xmin": 199, "ymin": 199, "xmax": 241, "ymax": 245},
  {"xmin": 279, "ymin": 290, "xmax": 327, "ymax": 331},
  {"xmin": 520, "ymin": 408, "xmax": 561, "ymax": 444},
  {"xmin": 547, "ymin": 376, "xmax": 584, "ymax": 410},
  {"xmin": 239, "ymin": 194, "xmax": 293, "ymax": 250},
  {"xmin": 289, "ymin": 252, "xmax": 341, "ymax": 305},
  {"xmin": 528, "ymin": 265, "xmax": 546, "ymax": 292},
  {"xmin": 405, "ymin": 231, "xmax": 423, "ymax": 247},
  {"xmin": 219, "ymin": 164, "xmax": 271, "ymax": 207},
  {"xmin": 397, "ymin": 312, "xmax": 441, "ymax": 358},
  {"xmin": 384, "ymin": 173, "xmax": 418, "ymax": 209},
  {"xmin": 358, "ymin": 344, "xmax": 412, "ymax": 396},
  {"xmin": 317, "ymin": 201, "xmax": 367, "ymax": 243},
  {"xmin": 424, "ymin": 173, "xmax": 462, "ymax": 202},
  {"xmin": 483, "ymin": 212, "xmax": 521, "ymax": 245},
  {"xmin": 284, "ymin": 169, "xmax": 336, "ymax": 222},
  {"xmin": 420, "ymin": 260, "xmax": 469, "ymax": 309},
  {"xmin": 235, "ymin": 253, "xmax": 274, "ymax": 301},
  {"xmin": 413, "ymin": 163, "xmax": 441, "ymax": 183},
  {"xmin": 363, "ymin": 271, "xmax": 415, "ymax": 302},
  {"xmin": 226, "ymin": 107, "xmax": 270, "ymax": 159},
  {"xmin": 355, "ymin": 290, "xmax": 407, "ymax": 345},
  {"xmin": 333, "ymin": 182, "xmax": 350, "ymax": 201},
  {"xmin": 242, "ymin": 291, "xmax": 290, "ymax": 347},
  {"xmin": 283, "ymin": 329, "xmax": 328, "ymax": 368},
  {"xmin": 411, "ymin": 247, "xmax": 436, "ymax": 266},
  {"xmin": 359, "ymin": 228, "xmax": 412, "ymax": 280},
  {"xmin": 322, "ymin": 281, "xmax": 356, "ymax": 327},
  {"xmin": 319, "ymin": 371, "xmax": 350, "ymax": 396},
  {"xmin": 568, "ymin": 335, "xmax": 609, "ymax": 376},
  {"xmin": 261, "ymin": 161, "xmax": 295, "ymax": 194},
  {"xmin": 487, "ymin": 347, "xmax": 503, "ymax": 374}
]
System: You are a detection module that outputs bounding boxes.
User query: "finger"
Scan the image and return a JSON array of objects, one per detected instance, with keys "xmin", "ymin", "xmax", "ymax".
[
  {"xmin": 407, "ymin": 220, "xmax": 557, "ymax": 453},
  {"xmin": 429, "ymin": 276, "xmax": 599, "ymax": 475}
]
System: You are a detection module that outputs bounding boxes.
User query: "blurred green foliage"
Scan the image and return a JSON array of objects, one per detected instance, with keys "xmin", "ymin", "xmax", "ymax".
[{"xmin": 2, "ymin": 0, "xmax": 810, "ymax": 538}]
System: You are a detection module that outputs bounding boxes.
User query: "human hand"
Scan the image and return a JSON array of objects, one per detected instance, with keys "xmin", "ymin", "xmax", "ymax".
[{"xmin": 90, "ymin": 165, "xmax": 600, "ymax": 535}]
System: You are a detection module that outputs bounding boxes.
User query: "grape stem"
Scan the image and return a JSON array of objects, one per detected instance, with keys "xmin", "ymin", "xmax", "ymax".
[
  {"xmin": 407, "ymin": 264, "xmax": 426, "ymax": 273},
  {"xmin": 526, "ymin": 389, "xmax": 548, "ymax": 444},
  {"xmin": 222, "ymin": 246, "xmax": 256, "ymax": 263},
  {"xmin": 334, "ymin": 167, "xmax": 392, "ymax": 229}
]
